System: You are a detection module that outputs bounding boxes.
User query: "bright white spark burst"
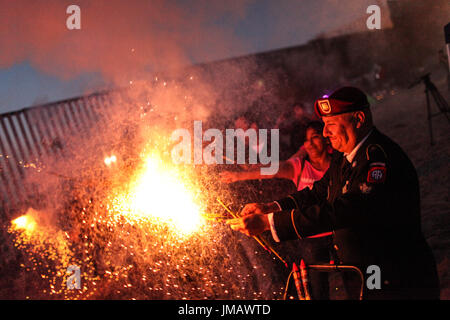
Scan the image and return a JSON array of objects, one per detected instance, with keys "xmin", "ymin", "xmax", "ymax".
[
  {"xmin": 113, "ymin": 154, "xmax": 204, "ymax": 236},
  {"xmin": 12, "ymin": 214, "xmax": 36, "ymax": 234}
]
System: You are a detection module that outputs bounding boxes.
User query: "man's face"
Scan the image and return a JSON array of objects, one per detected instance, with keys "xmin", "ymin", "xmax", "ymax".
[{"xmin": 322, "ymin": 113, "xmax": 358, "ymax": 153}]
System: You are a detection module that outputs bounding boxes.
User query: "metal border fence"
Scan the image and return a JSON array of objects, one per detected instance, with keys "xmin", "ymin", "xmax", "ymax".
[{"xmin": 0, "ymin": 91, "xmax": 114, "ymax": 213}]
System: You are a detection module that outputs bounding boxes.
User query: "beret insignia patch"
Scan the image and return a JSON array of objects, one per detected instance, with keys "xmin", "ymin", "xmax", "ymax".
[
  {"xmin": 318, "ymin": 100, "xmax": 332, "ymax": 114},
  {"xmin": 367, "ymin": 166, "xmax": 386, "ymax": 183}
]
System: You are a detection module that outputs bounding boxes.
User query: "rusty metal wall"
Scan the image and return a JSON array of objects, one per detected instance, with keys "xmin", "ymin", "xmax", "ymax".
[{"xmin": 0, "ymin": 91, "xmax": 114, "ymax": 213}]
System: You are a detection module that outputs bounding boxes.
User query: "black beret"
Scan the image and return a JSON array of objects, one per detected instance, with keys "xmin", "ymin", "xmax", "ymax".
[{"xmin": 314, "ymin": 87, "xmax": 370, "ymax": 117}]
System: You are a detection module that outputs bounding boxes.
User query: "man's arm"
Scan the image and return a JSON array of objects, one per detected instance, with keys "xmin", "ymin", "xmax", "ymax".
[
  {"xmin": 273, "ymin": 161, "xmax": 393, "ymax": 241},
  {"xmin": 229, "ymin": 168, "xmax": 331, "ymax": 237}
]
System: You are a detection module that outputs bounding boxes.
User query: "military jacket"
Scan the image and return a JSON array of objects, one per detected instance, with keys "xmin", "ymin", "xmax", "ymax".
[{"xmin": 273, "ymin": 128, "xmax": 439, "ymax": 299}]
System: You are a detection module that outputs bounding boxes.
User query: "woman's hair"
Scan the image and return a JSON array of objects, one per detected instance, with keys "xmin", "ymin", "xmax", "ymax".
[
  {"xmin": 305, "ymin": 121, "xmax": 324, "ymax": 134},
  {"xmin": 304, "ymin": 120, "xmax": 332, "ymax": 154}
]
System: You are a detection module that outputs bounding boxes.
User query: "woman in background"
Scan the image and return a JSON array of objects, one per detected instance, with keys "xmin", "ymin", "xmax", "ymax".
[{"xmin": 220, "ymin": 121, "xmax": 330, "ymax": 191}]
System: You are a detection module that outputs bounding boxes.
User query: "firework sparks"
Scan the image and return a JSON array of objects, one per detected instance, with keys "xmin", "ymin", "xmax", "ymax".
[
  {"xmin": 8, "ymin": 208, "xmax": 95, "ymax": 299},
  {"xmin": 104, "ymin": 155, "xmax": 117, "ymax": 166},
  {"xmin": 112, "ymin": 153, "xmax": 204, "ymax": 236},
  {"xmin": 12, "ymin": 215, "xmax": 36, "ymax": 234},
  {"xmin": 3, "ymin": 86, "xmax": 288, "ymax": 300}
]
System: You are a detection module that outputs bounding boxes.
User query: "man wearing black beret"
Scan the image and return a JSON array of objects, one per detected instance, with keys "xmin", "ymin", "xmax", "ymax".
[{"xmin": 227, "ymin": 87, "xmax": 440, "ymax": 299}]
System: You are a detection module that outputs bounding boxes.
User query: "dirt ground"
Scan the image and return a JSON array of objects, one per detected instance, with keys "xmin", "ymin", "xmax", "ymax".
[{"xmin": 370, "ymin": 70, "xmax": 449, "ymax": 299}]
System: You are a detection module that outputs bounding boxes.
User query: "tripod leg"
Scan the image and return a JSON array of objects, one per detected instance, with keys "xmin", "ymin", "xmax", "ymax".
[
  {"xmin": 425, "ymin": 89, "xmax": 434, "ymax": 146},
  {"xmin": 430, "ymin": 88, "xmax": 450, "ymax": 122}
]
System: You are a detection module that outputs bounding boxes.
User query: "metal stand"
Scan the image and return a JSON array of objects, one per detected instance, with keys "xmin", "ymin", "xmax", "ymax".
[
  {"xmin": 308, "ymin": 264, "xmax": 365, "ymax": 300},
  {"xmin": 285, "ymin": 262, "xmax": 365, "ymax": 300},
  {"xmin": 409, "ymin": 73, "xmax": 450, "ymax": 145}
]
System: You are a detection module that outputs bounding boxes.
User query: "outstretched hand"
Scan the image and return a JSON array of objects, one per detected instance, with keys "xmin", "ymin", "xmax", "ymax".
[
  {"xmin": 226, "ymin": 213, "xmax": 270, "ymax": 237},
  {"xmin": 239, "ymin": 202, "xmax": 280, "ymax": 216}
]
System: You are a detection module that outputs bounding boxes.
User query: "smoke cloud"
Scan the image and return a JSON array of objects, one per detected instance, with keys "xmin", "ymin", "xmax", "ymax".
[{"xmin": 0, "ymin": 0, "xmax": 255, "ymax": 83}]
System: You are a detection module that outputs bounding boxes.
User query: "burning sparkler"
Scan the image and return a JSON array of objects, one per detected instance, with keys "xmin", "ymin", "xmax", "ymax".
[
  {"xmin": 217, "ymin": 198, "xmax": 288, "ymax": 268},
  {"xmin": 12, "ymin": 215, "xmax": 36, "ymax": 234},
  {"xmin": 3, "ymin": 83, "xmax": 289, "ymax": 300},
  {"xmin": 8, "ymin": 208, "xmax": 94, "ymax": 299},
  {"xmin": 111, "ymin": 152, "xmax": 205, "ymax": 236}
]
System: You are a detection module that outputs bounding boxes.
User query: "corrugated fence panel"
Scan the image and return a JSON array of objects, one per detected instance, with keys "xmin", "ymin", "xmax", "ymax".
[{"xmin": 0, "ymin": 91, "xmax": 113, "ymax": 214}]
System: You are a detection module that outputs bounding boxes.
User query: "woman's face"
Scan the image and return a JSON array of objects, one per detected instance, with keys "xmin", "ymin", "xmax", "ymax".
[{"xmin": 303, "ymin": 127, "xmax": 326, "ymax": 158}]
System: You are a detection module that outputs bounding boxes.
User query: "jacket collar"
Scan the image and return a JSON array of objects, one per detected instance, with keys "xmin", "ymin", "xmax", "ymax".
[
  {"xmin": 348, "ymin": 127, "xmax": 379, "ymax": 166},
  {"xmin": 344, "ymin": 128, "xmax": 374, "ymax": 163}
]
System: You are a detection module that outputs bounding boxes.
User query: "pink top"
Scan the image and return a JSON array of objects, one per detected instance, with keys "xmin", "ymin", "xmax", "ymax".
[
  {"xmin": 287, "ymin": 157, "xmax": 328, "ymax": 191},
  {"xmin": 286, "ymin": 156, "xmax": 332, "ymax": 239}
]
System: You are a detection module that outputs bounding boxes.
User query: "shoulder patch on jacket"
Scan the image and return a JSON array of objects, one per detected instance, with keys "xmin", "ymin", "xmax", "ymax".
[
  {"xmin": 366, "ymin": 144, "xmax": 387, "ymax": 183},
  {"xmin": 367, "ymin": 166, "xmax": 386, "ymax": 183}
]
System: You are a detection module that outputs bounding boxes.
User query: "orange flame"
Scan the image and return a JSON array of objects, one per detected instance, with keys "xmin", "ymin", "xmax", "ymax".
[
  {"xmin": 12, "ymin": 215, "xmax": 37, "ymax": 234},
  {"xmin": 112, "ymin": 153, "xmax": 204, "ymax": 236}
]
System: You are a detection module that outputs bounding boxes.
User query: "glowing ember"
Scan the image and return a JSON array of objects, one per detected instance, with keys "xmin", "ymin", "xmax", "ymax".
[
  {"xmin": 12, "ymin": 215, "xmax": 36, "ymax": 233},
  {"xmin": 104, "ymin": 155, "xmax": 117, "ymax": 166}
]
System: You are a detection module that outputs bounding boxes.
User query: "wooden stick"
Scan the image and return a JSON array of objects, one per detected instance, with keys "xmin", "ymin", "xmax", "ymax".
[{"xmin": 217, "ymin": 197, "xmax": 288, "ymax": 268}]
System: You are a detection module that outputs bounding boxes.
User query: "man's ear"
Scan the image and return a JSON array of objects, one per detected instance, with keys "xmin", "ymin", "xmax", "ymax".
[{"xmin": 354, "ymin": 111, "xmax": 366, "ymax": 128}]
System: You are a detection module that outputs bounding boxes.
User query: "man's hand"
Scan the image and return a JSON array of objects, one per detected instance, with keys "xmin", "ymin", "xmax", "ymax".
[
  {"xmin": 226, "ymin": 213, "xmax": 270, "ymax": 237},
  {"xmin": 239, "ymin": 202, "xmax": 280, "ymax": 216}
]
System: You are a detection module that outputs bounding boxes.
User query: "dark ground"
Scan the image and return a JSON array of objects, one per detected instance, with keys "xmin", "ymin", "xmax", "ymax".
[{"xmin": 370, "ymin": 70, "xmax": 450, "ymax": 299}]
